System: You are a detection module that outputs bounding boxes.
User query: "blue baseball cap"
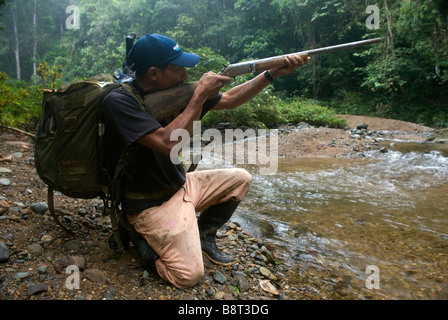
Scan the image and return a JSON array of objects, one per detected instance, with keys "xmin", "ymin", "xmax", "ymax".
[{"xmin": 128, "ymin": 34, "xmax": 200, "ymax": 75}]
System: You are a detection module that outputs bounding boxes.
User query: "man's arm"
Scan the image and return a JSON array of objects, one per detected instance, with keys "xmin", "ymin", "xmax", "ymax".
[
  {"xmin": 136, "ymin": 72, "xmax": 231, "ymax": 156},
  {"xmin": 213, "ymin": 55, "xmax": 310, "ymax": 110}
]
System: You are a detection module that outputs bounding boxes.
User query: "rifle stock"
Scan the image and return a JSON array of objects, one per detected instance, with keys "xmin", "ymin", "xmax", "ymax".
[
  {"xmin": 144, "ymin": 38, "xmax": 381, "ymax": 122},
  {"xmin": 144, "ymin": 82, "xmax": 198, "ymax": 122}
]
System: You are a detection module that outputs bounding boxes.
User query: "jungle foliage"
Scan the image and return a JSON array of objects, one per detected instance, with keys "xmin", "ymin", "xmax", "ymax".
[{"xmin": 0, "ymin": 0, "xmax": 447, "ymax": 129}]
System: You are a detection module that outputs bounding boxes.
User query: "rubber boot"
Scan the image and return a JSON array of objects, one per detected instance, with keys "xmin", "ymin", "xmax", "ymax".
[
  {"xmin": 129, "ymin": 230, "xmax": 159, "ymax": 273},
  {"xmin": 198, "ymin": 200, "xmax": 240, "ymax": 266}
]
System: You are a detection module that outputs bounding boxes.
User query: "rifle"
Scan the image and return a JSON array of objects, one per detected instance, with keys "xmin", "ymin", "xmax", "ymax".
[{"xmin": 135, "ymin": 38, "xmax": 382, "ymax": 122}]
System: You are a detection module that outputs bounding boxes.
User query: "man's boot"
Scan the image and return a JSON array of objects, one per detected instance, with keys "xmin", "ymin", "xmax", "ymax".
[
  {"xmin": 129, "ymin": 230, "xmax": 159, "ymax": 273},
  {"xmin": 198, "ymin": 200, "xmax": 240, "ymax": 266}
]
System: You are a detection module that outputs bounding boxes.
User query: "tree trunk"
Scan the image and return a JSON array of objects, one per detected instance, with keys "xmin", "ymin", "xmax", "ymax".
[
  {"xmin": 12, "ymin": 8, "xmax": 21, "ymax": 80},
  {"xmin": 383, "ymin": 0, "xmax": 395, "ymax": 58}
]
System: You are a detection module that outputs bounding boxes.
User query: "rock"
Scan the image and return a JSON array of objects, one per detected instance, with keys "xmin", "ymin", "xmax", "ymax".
[
  {"xmin": 103, "ymin": 292, "xmax": 115, "ymax": 300},
  {"xmin": 11, "ymin": 152, "xmax": 23, "ymax": 159},
  {"xmin": 259, "ymin": 246, "xmax": 276, "ymax": 264},
  {"xmin": 0, "ymin": 200, "xmax": 9, "ymax": 215},
  {"xmin": 228, "ymin": 222, "xmax": 238, "ymax": 229},
  {"xmin": 14, "ymin": 272, "xmax": 31, "ymax": 279},
  {"xmin": 213, "ymin": 270, "xmax": 227, "ymax": 284},
  {"xmin": 67, "ymin": 256, "xmax": 86, "ymax": 270},
  {"xmin": 64, "ymin": 239, "xmax": 83, "ymax": 251},
  {"xmin": 426, "ymin": 128, "xmax": 448, "ymax": 144},
  {"xmin": 30, "ymin": 202, "xmax": 48, "ymax": 214},
  {"xmin": 259, "ymin": 279, "xmax": 280, "ymax": 296},
  {"xmin": 259, "ymin": 266, "xmax": 277, "ymax": 281},
  {"xmin": 27, "ymin": 283, "xmax": 48, "ymax": 296},
  {"xmin": 0, "ymin": 241, "xmax": 10, "ymax": 262},
  {"xmin": 37, "ymin": 265, "xmax": 48, "ymax": 274},
  {"xmin": 214, "ymin": 291, "xmax": 225, "ymax": 299},
  {"xmin": 83, "ymin": 269, "xmax": 107, "ymax": 284},
  {"xmin": 0, "ymin": 167, "xmax": 12, "ymax": 173},
  {"xmin": 231, "ymin": 271, "xmax": 251, "ymax": 292},
  {"xmin": 357, "ymin": 123, "xmax": 369, "ymax": 130},
  {"xmin": 41, "ymin": 234, "xmax": 53, "ymax": 245},
  {"xmin": 28, "ymin": 243, "xmax": 45, "ymax": 256},
  {"xmin": 0, "ymin": 178, "xmax": 11, "ymax": 186}
]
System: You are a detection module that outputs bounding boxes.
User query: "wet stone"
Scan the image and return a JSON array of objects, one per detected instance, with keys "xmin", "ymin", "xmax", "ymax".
[
  {"xmin": 30, "ymin": 202, "xmax": 48, "ymax": 214},
  {"xmin": 213, "ymin": 270, "xmax": 227, "ymax": 284},
  {"xmin": 28, "ymin": 243, "xmax": 45, "ymax": 257},
  {"xmin": 0, "ymin": 178, "xmax": 11, "ymax": 186},
  {"xmin": 28, "ymin": 283, "xmax": 48, "ymax": 296},
  {"xmin": 14, "ymin": 272, "xmax": 31, "ymax": 280}
]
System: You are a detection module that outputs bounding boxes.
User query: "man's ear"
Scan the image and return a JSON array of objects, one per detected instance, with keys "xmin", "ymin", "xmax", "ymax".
[{"xmin": 146, "ymin": 67, "xmax": 159, "ymax": 81}]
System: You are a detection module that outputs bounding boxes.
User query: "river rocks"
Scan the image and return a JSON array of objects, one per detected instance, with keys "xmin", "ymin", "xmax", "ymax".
[{"xmin": 426, "ymin": 128, "xmax": 448, "ymax": 144}]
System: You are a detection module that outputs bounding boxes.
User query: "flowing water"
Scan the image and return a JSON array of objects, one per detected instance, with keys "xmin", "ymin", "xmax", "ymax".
[{"xmin": 197, "ymin": 140, "xmax": 448, "ymax": 299}]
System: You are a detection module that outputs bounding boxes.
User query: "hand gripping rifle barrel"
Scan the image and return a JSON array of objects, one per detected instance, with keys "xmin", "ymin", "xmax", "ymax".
[{"xmin": 144, "ymin": 38, "xmax": 381, "ymax": 122}]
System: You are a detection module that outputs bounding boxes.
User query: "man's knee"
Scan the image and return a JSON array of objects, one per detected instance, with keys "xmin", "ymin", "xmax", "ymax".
[
  {"xmin": 171, "ymin": 266, "xmax": 204, "ymax": 289},
  {"xmin": 236, "ymin": 168, "xmax": 252, "ymax": 183},
  {"xmin": 232, "ymin": 168, "xmax": 252, "ymax": 200}
]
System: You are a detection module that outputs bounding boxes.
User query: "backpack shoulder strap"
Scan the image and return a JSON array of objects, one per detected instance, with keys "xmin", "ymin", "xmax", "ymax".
[
  {"xmin": 106, "ymin": 82, "xmax": 144, "ymax": 252},
  {"xmin": 120, "ymin": 82, "xmax": 146, "ymax": 111}
]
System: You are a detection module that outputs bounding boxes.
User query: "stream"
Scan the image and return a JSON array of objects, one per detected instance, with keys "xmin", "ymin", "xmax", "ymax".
[{"xmin": 197, "ymin": 136, "xmax": 448, "ymax": 299}]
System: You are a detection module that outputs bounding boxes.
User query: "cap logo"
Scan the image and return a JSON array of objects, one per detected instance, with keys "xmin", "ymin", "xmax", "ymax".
[{"xmin": 173, "ymin": 44, "xmax": 180, "ymax": 51}]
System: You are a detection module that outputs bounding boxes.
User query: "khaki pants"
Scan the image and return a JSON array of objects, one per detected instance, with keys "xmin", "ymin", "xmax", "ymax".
[{"xmin": 127, "ymin": 168, "xmax": 252, "ymax": 288}]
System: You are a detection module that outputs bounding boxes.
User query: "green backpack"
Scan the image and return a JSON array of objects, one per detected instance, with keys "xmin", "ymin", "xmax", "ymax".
[{"xmin": 35, "ymin": 77, "xmax": 143, "ymax": 251}]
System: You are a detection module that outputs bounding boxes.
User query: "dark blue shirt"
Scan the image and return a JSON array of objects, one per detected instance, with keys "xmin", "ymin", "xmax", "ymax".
[{"xmin": 102, "ymin": 81, "xmax": 221, "ymax": 214}]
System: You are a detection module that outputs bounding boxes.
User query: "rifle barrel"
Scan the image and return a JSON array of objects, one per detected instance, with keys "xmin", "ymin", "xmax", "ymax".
[{"xmin": 219, "ymin": 38, "xmax": 381, "ymax": 77}]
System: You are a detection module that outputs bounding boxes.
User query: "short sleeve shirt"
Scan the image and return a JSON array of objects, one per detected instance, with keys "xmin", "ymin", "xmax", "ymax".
[{"xmin": 102, "ymin": 81, "xmax": 222, "ymax": 214}]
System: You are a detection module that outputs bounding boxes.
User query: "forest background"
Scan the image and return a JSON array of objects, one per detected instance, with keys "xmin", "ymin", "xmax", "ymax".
[{"xmin": 0, "ymin": 0, "xmax": 447, "ymax": 131}]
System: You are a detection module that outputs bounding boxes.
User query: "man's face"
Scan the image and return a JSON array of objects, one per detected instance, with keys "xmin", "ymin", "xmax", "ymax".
[{"xmin": 155, "ymin": 64, "xmax": 188, "ymax": 90}]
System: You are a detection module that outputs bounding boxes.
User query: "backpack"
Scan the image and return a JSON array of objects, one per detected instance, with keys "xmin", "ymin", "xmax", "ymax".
[{"xmin": 34, "ymin": 77, "xmax": 143, "ymax": 252}]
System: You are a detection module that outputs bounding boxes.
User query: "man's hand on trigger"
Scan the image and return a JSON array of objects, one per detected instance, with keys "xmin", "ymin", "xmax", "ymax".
[
  {"xmin": 270, "ymin": 55, "xmax": 311, "ymax": 79},
  {"xmin": 197, "ymin": 71, "xmax": 231, "ymax": 100}
]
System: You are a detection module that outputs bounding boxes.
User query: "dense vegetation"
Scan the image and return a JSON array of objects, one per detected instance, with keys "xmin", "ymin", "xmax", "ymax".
[{"xmin": 0, "ymin": 0, "xmax": 447, "ymax": 130}]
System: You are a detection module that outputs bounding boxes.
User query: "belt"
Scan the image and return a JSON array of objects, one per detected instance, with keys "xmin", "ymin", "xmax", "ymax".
[{"xmin": 124, "ymin": 189, "xmax": 178, "ymax": 200}]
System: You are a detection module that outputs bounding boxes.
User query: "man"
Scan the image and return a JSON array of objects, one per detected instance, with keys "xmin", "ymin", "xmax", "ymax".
[{"xmin": 103, "ymin": 34, "xmax": 309, "ymax": 288}]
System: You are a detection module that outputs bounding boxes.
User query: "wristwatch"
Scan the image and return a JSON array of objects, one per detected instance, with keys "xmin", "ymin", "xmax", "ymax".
[{"xmin": 263, "ymin": 70, "xmax": 274, "ymax": 82}]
